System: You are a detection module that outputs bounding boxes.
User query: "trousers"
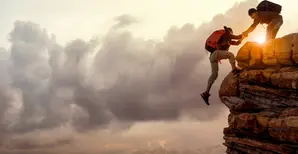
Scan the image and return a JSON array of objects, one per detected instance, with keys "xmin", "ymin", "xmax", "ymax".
[
  {"xmin": 266, "ymin": 16, "xmax": 283, "ymax": 41},
  {"xmin": 206, "ymin": 50, "xmax": 236, "ymax": 93}
]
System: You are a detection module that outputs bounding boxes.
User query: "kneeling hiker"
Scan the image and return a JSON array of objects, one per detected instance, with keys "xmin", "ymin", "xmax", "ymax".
[{"xmin": 201, "ymin": 26, "xmax": 243, "ymax": 105}]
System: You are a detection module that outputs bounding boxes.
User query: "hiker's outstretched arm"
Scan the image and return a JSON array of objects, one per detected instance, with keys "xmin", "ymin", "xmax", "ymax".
[
  {"xmin": 229, "ymin": 40, "xmax": 241, "ymax": 46},
  {"xmin": 230, "ymin": 34, "xmax": 243, "ymax": 40},
  {"xmin": 243, "ymin": 19, "xmax": 260, "ymax": 34}
]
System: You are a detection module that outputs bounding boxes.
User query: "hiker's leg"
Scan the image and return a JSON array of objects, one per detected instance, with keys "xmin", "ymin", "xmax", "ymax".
[
  {"xmin": 206, "ymin": 52, "xmax": 219, "ymax": 93},
  {"xmin": 206, "ymin": 50, "xmax": 236, "ymax": 92},
  {"xmin": 206, "ymin": 61, "xmax": 218, "ymax": 93},
  {"xmin": 272, "ymin": 17, "xmax": 283, "ymax": 39},
  {"xmin": 227, "ymin": 52, "xmax": 236, "ymax": 70},
  {"xmin": 217, "ymin": 50, "xmax": 236, "ymax": 70},
  {"xmin": 266, "ymin": 24, "xmax": 273, "ymax": 41},
  {"xmin": 267, "ymin": 17, "xmax": 283, "ymax": 40},
  {"xmin": 272, "ymin": 27, "xmax": 280, "ymax": 39}
]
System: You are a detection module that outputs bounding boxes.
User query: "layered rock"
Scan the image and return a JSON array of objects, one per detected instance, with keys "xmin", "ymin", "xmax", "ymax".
[
  {"xmin": 236, "ymin": 33, "xmax": 298, "ymax": 69},
  {"xmin": 220, "ymin": 33, "xmax": 298, "ymax": 154}
]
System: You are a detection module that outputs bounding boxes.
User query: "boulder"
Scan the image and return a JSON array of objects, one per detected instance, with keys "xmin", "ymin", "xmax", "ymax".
[{"xmin": 221, "ymin": 33, "xmax": 298, "ymax": 154}]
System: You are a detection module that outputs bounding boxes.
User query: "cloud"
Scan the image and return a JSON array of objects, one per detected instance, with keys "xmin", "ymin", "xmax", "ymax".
[
  {"xmin": 113, "ymin": 14, "xmax": 138, "ymax": 29},
  {"xmin": 0, "ymin": 0, "xmax": 268, "ymax": 153}
]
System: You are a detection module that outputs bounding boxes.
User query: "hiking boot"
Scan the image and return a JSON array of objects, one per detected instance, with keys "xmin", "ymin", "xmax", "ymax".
[
  {"xmin": 232, "ymin": 67, "xmax": 244, "ymax": 76},
  {"xmin": 201, "ymin": 92, "xmax": 210, "ymax": 105}
]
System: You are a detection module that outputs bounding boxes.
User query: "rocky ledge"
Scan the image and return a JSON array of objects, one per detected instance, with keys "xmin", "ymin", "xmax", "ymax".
[{"xmin": 220, "ymin": 33, "xmax": 298, "ymax": 154}]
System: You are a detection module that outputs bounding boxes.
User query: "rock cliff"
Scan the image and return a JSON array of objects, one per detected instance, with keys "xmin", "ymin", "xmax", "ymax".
[{"xmin": 220, "ymin": 33, "xmax": 298, "ymax": 154}]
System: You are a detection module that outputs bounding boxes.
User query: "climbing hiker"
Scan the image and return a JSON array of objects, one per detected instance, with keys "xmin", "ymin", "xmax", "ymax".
[
  {"xmin": 242, "ymin": 0, "xmax": 283, "ymax": 41},
  {"xmin": 201, "ymin": 26, "xmax": 243, "ymax": 106}
]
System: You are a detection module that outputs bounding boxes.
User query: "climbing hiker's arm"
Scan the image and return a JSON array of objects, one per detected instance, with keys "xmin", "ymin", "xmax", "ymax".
[
  {"xmin": 243, "ymin": 19, "xmax": 260, "ymax": 36},
  {"xmin": 230, "ymin": 34, "xmax": 243, "ymax": 40},
  {"xmin": 229, "ymin": 40, "xmax": 241, "ymax": 46}
]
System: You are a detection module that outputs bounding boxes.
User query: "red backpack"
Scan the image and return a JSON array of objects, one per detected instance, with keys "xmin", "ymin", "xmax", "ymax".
[{"xmin": 205, "ymin": 29, "xmax": 226, "ymax": 53}]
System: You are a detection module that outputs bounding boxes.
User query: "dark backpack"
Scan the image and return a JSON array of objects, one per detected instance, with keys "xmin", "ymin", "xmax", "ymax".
[
  {"xmin": 205, "ymin": 29, "xmax": 226, "ymax": 53},
  {"xmin": 257, "ymin": 0, "xmax": 282, "ymax": 14}
]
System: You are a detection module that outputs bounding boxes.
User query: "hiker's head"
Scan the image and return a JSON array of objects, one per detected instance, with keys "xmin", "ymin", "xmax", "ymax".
[
  {"xmin": 224, "ymin": 26, "xmax": 233, "ymax": 35},
  {"xmin": 248, "ymin": 8, "xmax": 257, "ymax": 19}
]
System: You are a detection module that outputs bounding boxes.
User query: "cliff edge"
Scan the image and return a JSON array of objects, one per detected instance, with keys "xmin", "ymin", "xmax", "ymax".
[{"xmin": 220, "ymin": 33, "xmax": 298, "ymax": 154}]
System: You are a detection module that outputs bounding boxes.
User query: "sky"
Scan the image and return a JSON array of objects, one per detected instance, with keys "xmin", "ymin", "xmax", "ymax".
[
  {"xmin": 0, "ymin": 0, "xmax": 297, "ymax": 47},
  {"xmin": 0, "ymin": 0, "xmax": 297, "ymax": 154},
  {"xmin": 0, "ymin": 0, "xmax": 256, "ymax": 48}
]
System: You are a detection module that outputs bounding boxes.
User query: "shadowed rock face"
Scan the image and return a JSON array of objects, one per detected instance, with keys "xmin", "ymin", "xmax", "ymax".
[{"xmin": 220, "ymin": 33, "xmax": 298, "ymax": 154}]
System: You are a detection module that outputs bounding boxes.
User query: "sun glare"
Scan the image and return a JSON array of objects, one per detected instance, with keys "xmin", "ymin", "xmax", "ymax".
[{"xmin": 255, "ymin": 35, "xmax": 265, "ymax": 44}]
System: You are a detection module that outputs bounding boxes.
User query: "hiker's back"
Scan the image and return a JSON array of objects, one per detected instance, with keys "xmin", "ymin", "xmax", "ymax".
[
  {"xmin": 205, "ymin": 29, "xmax": 226, "ymax": 53},
  {"xmin": 256, "ymin": 0, "xmax": 282, "ymax": 24},
  {"xmin": 257, "ymin": 0, "xmax": 282, "ymax": 13}
]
